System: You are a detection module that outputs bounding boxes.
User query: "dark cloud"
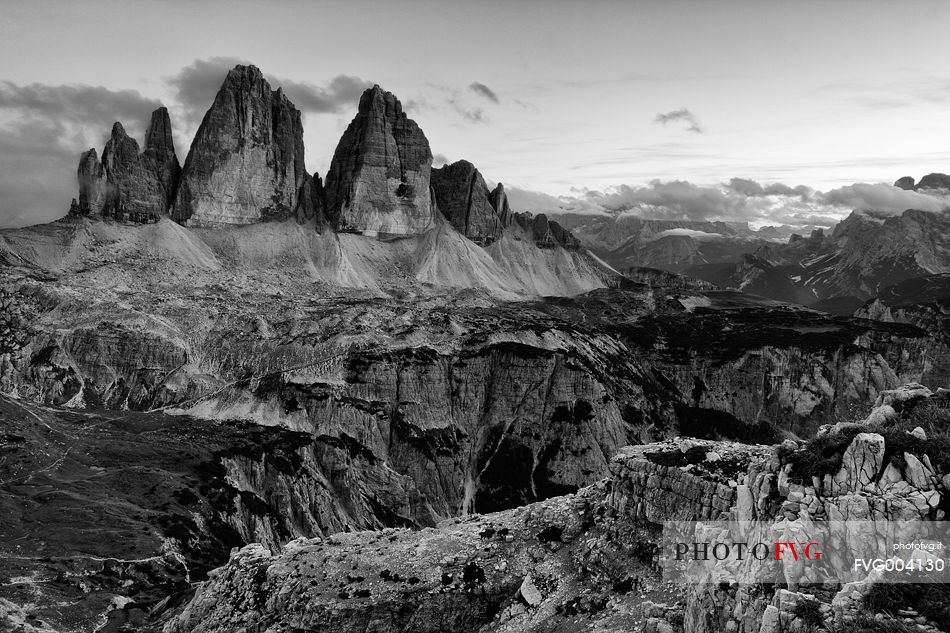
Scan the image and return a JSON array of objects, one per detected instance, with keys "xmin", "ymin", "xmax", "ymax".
[
  {"xmin": 271, "ymin": 74, "xmax": 373, "ymax": 115},
  {"xmin": 593, "ymin": 180, "xmax": 742, "ymax": 219},
  {"xmin": 0, "ymin": 81, "xmax": 163, "ymax": 227},
  {"xmin": 167, "ymin": 57, "xmax": 372, "ymax": 129},
  {"xmin": 819, "ymin": 183, "xmax": 949, "ymax": 214},
  {"xmin": 725, "ymin": 177, "xmax": 768, "ymax": 196},
  {"xmin": 469, "ymin": 82, "xmax": 499, "ymax": 103},
  {"xmin": 0, "ymin": 118, "xmax": 79, "ymax": 226},
  {"xmin": 432, "ymin": 153, "xmax": 450, "ymax": 167},
  {"xmin": 165, "ymin": 56, "xmax": 245, "ymax": 126},
  {"xmin": 725, "ymin": 177, "xmax": 813, "ymax": 200},
  {"xmin": 0, "ymin": 80, "xmax": 162, "ymax": 130},
  {"xmin": 571, "ymin": 179, "xmax": 846, "ymax": 227},
  {"xmin": 654, "ymin": 108, "xmax": 704, "ymax": 133}
]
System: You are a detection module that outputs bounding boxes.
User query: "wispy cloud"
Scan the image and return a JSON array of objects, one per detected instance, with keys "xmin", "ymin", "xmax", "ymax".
[
  {"xmin": 654, "ymin": 108, "xmax": 704, "ymax": 133},
  {"xmin": 469, "ymin": 82, "xmax": 499, "ymax": 103},
  {"xmin": 451, "ymin": 102, "xmax": 487, "ymax": 124},
  {"xmin": 814, "ymin": 76, "xmax": 950, "ymax": 112},
  {"xmin": 413, "ymin": 82, "xmax": 491, "ymax": 124},
  {"xmin": 0, "ymin": 80, "xmax": 161, "ymax": 131},
  {"xmin": 277, "ymin": 75, "xmax": 374, "ymax": 115}
]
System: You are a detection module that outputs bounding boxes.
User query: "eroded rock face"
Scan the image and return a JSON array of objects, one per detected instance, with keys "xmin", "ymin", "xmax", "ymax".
[
  {"xmin": 142, "ymin": 106, "xmax": 182, "ymax": 210},
  {"xmin": 295, "ymin": 171, "xmax": 327, "ymax": 224},
  {"xmin": 100, "ymin": 122, "xmax": 169, "ymax": 221},
  {"xmin": 431, "ymin": 160, "xmax": 503, "ymax": 243},
  {"xmin": 172, "ymin": 65, "xmax": 310, "ymax": 226},
  {"xmin": 324, "ymin": 85, "xmax": 434, "ymax": 235},
  {"xmin": 71, "ymin": 108, "xmax": 180, "ymax": 221},
  {"xmin": 607, "ymin": 442, "xmax": 759, "ymax": 523}
]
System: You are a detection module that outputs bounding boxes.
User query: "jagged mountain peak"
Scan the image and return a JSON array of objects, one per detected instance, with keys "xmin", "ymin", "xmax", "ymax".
[
  {"xmin": 488, "ymin": 182, "xmax": 512, "ymax": 225},
  {"xmin": 358, "ymin": 83, "xmax": 405, "ymax": 117},
  {"xmin": 58, "ymin": 63, "xmax": 595, "ymax": 284},
  {"xmin": 103, "ymin": 121, "xmax": 139, "ymax": 164},
  {"xmin": 222, "ymin": 63, "xmax": 264, "ymax": 86},
  {"xmin": 70, "ymin": 107, "xmax": 181, "ymax": 221},
  {"xmin": 172, "ymin": 63, "xmax": 311, "ymax": 226},
  {"xmin": 109, "ymin": 120, "xmax": 130, "ymax": 139},
  {"xmin": 324, "ymin": 82, "xmax": 434, "ymax": 235},
  {"xmin": 144, "ymin": 106, "xmax": 176, "ymax": 156}
]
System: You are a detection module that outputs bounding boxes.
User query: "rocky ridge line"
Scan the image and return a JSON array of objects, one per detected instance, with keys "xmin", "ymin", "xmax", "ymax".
[{"xmin": 65, "ymin": 64, "xmax": 592, "ymax": 259}]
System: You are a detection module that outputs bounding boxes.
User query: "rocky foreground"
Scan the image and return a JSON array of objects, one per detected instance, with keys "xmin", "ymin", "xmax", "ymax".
[
  {"xmin": 161, "ymin": 384, "xmax": 950, "ymax": 633},
  {"xmin": 3, "ymin": 384, "xmax": 948, "ymax": 632}
]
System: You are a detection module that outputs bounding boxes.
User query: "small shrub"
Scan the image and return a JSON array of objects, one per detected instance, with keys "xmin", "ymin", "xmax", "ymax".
[
  {"xmin": 831, "ymin": 614, "xmax": 917, "ymax": 633},
  {"xmin": 866, "ymin": 583, "xmax": 950, "ymax": 629},
  {"xmin": 779, "ymin": 418, "xmax": 950, "ymax": 481},
  {"xmin": 644, "ymin": 445, "xmax": 709, "ymax": 467},
  {"xmin": 780, "ymin": 427, "xmax": 862, "ymax": 479},
  {"xmin": 792, "ymin": 599, "xmax": 824, "ymax": 628}
]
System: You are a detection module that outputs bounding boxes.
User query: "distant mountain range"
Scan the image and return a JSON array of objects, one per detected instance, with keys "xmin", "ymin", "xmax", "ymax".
[{"xmin": 551, "ymin": 181, "xmax": 950, "ymax": 313}]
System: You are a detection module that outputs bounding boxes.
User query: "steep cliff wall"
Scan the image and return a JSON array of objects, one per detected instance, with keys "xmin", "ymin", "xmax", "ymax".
[
  {"xmin": 162, "ymin": 385, "xmax": 950, "ymax": 633},
  {"xmin": 172, "ymin": 65, "xmax": 312, "ymax": 225},
  {"xmin": 324, "ymin": 86, "xmax": 434, "ymax": 235},
  {"xmin": 71, "ymin": 108, "xmax": 181, "ymax": 221}
]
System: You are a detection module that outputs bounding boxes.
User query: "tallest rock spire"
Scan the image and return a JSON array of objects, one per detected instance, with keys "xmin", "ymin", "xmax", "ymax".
[
  {"xmin": 172, "ymin": 65, "xmax": 311, "ymax": 226},
  {"xmin": 324, "ymin": 85, "xmax": 435, "ymax": 236}
]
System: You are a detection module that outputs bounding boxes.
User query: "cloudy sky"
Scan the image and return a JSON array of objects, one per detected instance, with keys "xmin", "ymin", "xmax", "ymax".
[{"xmin": 2, "ymin": 0, "xmax": 950, "ymax": 227}]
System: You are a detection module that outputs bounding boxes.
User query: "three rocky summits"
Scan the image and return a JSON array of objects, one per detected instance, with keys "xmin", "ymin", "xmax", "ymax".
[
  {"xmin": 68, "ymin": 64, "xmax": 577, "ymax": 250},
  {"xmin": 72, "ymin": 108, "xmax": 180, "ymax": 222}
]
